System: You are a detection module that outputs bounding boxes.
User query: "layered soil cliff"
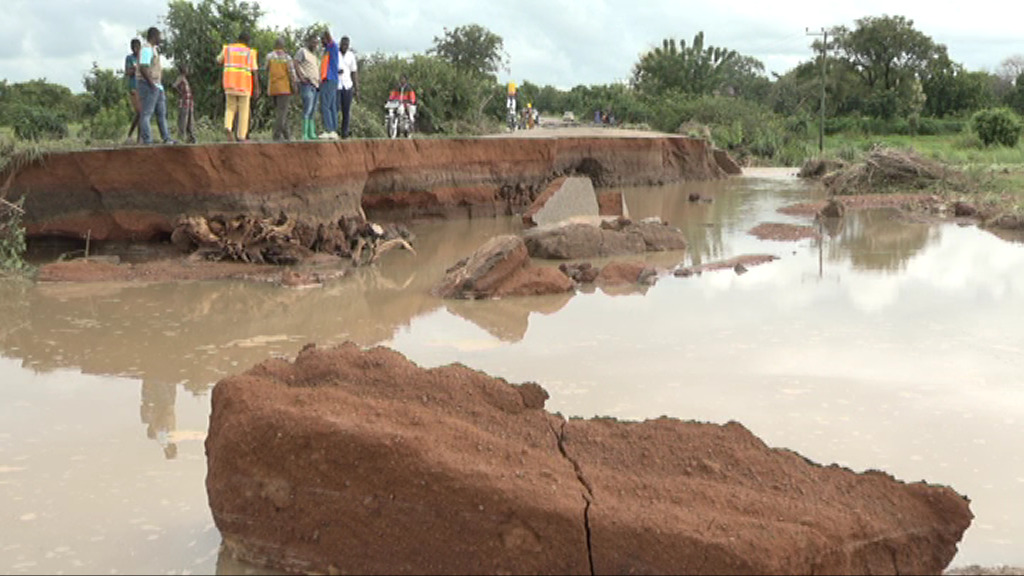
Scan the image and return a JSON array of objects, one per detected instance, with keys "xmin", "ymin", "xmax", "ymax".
[
  {"xmin": 8, "ymin": 136, "xmax": 725, "ymax": 243},
  {"xmin": 206, "ymin": 343, "xmax": 973, "ymax": 575}
]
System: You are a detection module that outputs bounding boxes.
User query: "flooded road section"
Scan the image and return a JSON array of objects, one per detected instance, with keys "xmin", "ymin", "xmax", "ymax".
[{"xmin": 2, "ymin": 168, "xmax": 1024, "ymax": 573}]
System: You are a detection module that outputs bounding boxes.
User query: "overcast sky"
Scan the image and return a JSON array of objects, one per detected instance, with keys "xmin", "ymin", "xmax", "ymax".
[{"xmin": 2, "ymin": 0, "xmax": 1023, "ymax": 92}]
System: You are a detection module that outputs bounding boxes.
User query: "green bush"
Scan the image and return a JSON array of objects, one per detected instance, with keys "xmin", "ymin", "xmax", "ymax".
[
  {"xmin": 350, "ymin": 101, "xmax": 387, "ymax": 139},
  {"xmin": 11, "ymin": 105, "xmax": 68, "ymax": 141},
  {"xmin": 0, "ymin": 196, "xmax": 27, "ymax": 273},
  {"xmin": 916, "ymin": 117, "xmax": 964, "ymax": 136},
  {"xmin": 971, "ymin": 108, "xmax": 1023, "ymax": 147},
  {"xmin": 85, "ymin": 105, "xmax": 131, "ymax": 142}
]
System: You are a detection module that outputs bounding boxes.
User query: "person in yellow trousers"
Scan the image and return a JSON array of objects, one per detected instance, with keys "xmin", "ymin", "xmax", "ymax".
[{"xmin": 216, "ymin": 31, "xmax": 260, "ymax": 142}]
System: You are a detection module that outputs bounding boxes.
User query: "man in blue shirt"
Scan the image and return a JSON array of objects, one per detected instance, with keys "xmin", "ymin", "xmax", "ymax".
[
  {"xmin": 137, "ymin": 27, "xmax": 175, "ymax": 145},
  {"xmin": 318, "ymin": 31, "xmax": 340, "ymax": 139}
]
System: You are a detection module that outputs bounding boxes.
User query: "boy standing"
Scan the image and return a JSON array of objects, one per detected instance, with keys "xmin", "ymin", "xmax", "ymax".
[
  {"xmin": 124, "ymin": 38, "xmax": 142, "ymax": 143},
  {"xmin": 172, "ymin": 63, "xmax": 197, "ymax": 144}
]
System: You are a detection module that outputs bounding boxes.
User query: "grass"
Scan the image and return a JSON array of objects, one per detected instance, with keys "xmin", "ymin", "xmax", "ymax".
[
  {"xmin": 821, "ymin": 133, "xmax": 1024, "ymax": 169},
  {"xmin": 806, "ymin": 132, "xmax": 1024, "ymax": 220}
]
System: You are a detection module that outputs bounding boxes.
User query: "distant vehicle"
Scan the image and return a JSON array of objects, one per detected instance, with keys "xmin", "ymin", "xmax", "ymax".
[{"xmin": 562, "ymin": 111, "xmax": 576, "ymax": 124}]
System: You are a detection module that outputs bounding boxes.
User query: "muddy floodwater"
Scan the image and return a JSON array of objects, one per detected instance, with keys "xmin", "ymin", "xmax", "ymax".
[{"xmin": 2, "ymin": 168, "xmax": 1023, "ymax": 574}]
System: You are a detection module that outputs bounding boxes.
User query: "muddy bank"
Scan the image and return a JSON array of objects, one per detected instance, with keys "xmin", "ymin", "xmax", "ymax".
[
  {"xmin": 946, "ymin": 566, "xmax": 1024, "ymax": 575},
  {"xmin": 206, "ymin": 343, "xmax": 973, "ymax": 575},
  {"xmin": 674, "ymin": 254, "xmax": 779, "ymax": 277},
  {"xmin": 780, "ymin": 194, "xmax": 1024, "ymax": 237},
  {"xmin": 7, "ymin": 136, "xmax": 726, "ymax": 243},
  {"xmin": 35, "ymin": 256, "xmax": 347, "ymax": 286},
  {"xmin": 749, "ymin": 222, "xmax": 821, "ymax": 242},
  {"xmin": 779, "ymin": 194, "xmax": 941, "ymax": 217}
]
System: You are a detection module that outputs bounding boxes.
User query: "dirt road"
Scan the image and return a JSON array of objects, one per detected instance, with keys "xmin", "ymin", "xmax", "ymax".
[{"xmin": 487, "ymin": 122, "xmax": 673, "ymax": 139}]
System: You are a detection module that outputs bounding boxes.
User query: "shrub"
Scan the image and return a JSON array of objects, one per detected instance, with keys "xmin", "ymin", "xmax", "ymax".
[
  {"xmin": 0, "ymin": 196, "xmax": 27, "ymax": 272},
  {"xmin": 85, "ymin": 105, "xmax": 131, "ymax": 142},
  {"xmin": 971, "ymin": 108, "xmax": 1023, "ymax": 147},
  {"xmin": 11, "ymin": 105, "xmax": 68, "ymax": 141},
  {"xmin": 350, "ymin": 101, "xmax": 387, "ymax": 139}
]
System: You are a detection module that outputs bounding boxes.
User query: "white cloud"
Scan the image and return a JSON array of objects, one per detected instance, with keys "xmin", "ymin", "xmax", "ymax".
[{"xmin": 2, "ymin": 0, "xmax": 1023, "ymax": 91}]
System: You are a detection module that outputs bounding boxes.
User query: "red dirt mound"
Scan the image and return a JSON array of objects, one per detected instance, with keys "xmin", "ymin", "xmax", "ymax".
[{"xmin": 206, "ymin": 343, "xmax": 972, "ymax": 575}]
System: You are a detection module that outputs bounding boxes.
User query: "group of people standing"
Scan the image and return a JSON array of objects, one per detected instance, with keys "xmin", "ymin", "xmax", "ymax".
[{"xmin": 123, "ymin": 27, "xmax": 360, "ymax": 145}]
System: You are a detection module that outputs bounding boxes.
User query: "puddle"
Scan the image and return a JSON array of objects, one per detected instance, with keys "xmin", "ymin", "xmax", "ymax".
[{"xmin": 2, "ymin": 168, "xmax": 1023, "ymax": 572}]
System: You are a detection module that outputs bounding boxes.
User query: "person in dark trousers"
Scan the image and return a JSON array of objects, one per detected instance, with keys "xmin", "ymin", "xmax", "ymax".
[
  {"xmin": 171, "ymin": 62, "xmax": 197, "ymax": 143},
  {"xmin": 265, "ymin": 36, "xmax": 298, "ymax": 141},
  {"xmin": 337, "ymin": 36, "xmax": 359, "ymax": 139},
  {"xmin": 137, "ymin": 27, "xmax": 175, "ymax": 145},
  {"xmin": 293, "ymin": 34, "xmax": 320, "ymax": 140},
  {"xmin": 318, "ymin": 31, "xmax": 340, "ymax": 139}
]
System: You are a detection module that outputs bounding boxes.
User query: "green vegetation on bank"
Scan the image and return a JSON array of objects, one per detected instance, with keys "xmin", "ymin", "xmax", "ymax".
[
  {"xmin": 0, "ymin": 138, "xmax": 45, "ymax": 273},
  {"xmin": 1, "ymin": 2, "xmax": 1023, "ymax": 174}
]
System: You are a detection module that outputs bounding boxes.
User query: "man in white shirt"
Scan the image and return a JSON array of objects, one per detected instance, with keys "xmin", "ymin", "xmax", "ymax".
[{"xmin": 337, "ymin": 36, "xmax": 359, "ymax": 139}]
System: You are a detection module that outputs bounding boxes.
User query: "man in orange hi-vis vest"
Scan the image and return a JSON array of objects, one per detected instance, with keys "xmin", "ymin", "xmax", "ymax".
[{"xmin": 216, "ymin": 31, "xmax": 260, "ymax": 141}]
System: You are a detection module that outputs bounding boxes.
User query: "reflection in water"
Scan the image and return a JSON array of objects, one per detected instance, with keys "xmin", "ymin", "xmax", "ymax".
[
  {"xmin": 622, "ymin": 169, "xmax": 822, "ymax": 268},
  {"xmin": 2, "ymin": 169, "xmax": 1024, "ymax": 573},
  {"xmin": 445, "ymin": 291, "xmax": 574, "ymax": 343},
  {"xmin": 141, "ymin": 381, "xmax": 177, "ymax": 460},
  {"xmin": 829, "ymin": 209, "xmax": 941, "ymax": 272}
]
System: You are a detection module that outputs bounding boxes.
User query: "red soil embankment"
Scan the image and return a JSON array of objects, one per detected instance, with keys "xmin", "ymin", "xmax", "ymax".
[
  {"xmin": 207, "ymin": 343, "xmax": 973, "ymax": 575},
  {"xmin": 7, "ymin": 136, "xmax": 725, "ymax": 243}
]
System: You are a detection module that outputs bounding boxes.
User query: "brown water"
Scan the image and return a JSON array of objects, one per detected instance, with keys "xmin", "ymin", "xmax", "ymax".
[{"xmin": 2, "ymin": 168, "xmax": 1023, "ymax": 573}]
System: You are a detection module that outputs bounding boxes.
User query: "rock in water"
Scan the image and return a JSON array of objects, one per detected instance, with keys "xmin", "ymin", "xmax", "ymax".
[
  {"xmin": 524, "ymin": 221, "xmax": 686, "ymax": 260},
  {"xmin": 819, "ymin": 198, "xmax": 846, "ymax": 219},
  {"xmin": 207, "ymin": 344, "xmax": 973, "ymax": 576},
  {"xmin": 433, "ymin": 235, "xmax": 573, "ymax": 299},
  {"xmin": 713, "ymin": 148, "xmax": 743, "ymax": 175}
]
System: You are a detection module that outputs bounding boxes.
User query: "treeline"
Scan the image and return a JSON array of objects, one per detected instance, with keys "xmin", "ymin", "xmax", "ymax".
[{"xmin": 2, "ymin": 3, "xmax": 1023, "ymax": 162}]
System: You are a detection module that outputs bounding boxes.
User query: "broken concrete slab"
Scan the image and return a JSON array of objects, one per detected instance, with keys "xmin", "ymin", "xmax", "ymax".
[{"xmin": 523, "ymin": 176, "xmax": 601, "ymax": 228}]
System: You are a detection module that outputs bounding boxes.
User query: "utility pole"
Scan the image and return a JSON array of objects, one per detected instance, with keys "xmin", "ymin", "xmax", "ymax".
[{"xmin": 806, "ymin": 27, "xmax": 829, "ymax": 153}]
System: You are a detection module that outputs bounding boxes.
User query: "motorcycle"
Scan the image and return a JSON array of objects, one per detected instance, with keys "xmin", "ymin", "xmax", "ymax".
[
  {"xmin": 506, "ymin": 105, "xmax": 518, "ymax": 132},
  {"xmin": 384, "ymin": 99, "xmax": 414, "ymax": 139}
]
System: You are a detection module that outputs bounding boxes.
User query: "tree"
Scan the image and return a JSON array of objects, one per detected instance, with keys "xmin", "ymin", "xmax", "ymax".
[
  {"xmin": 160, "ymin": 0, "xmax": 264, "ymax": 121},
  {"xmin": 921, "ymin": 55, "xmax": 996, "ymax": 117},
  {"xmin": 997, "ymin": 55, "xmax": 1024, "ymax": 85},
  {"xmin": 1007, "ymin": 72, "xmax": 1024, "ymax": 115},
  {"xmin": 632, "ymin": 32, "xmax": 739, "ymax": 97},
  {"xmin": 81, "ymin": 63, "xmax": 126, "ymax": 117},
  {"xmin": 833, "ymin": 15, "xmax": 943, "ymax": 92},
  {"xmin": 831, "ymin": 15, "xmax": 945, "ymax": 118},
  {"xmin": 359, "ymin": 52, "xmax": 498, "ymax": 134},
  {"xmin": 0, "ymin": 79, "xmax": 78, "ymax": 126},
  {"xmin": 428, "ymin": 24, "xmax": 507, "ymax": 79},
  {"xmin": 718, "ymin": 55, "xmax": 772, "ymax": 101}
]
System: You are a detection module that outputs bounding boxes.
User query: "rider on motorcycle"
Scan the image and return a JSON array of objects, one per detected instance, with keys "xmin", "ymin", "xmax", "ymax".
[
  {"xmin": 388, "ymin": 74, "xmax": 417, "ymax": 126},
  {"xmin": 506, "ymin": 82, "xmax": 517, "ymax": 119}
]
